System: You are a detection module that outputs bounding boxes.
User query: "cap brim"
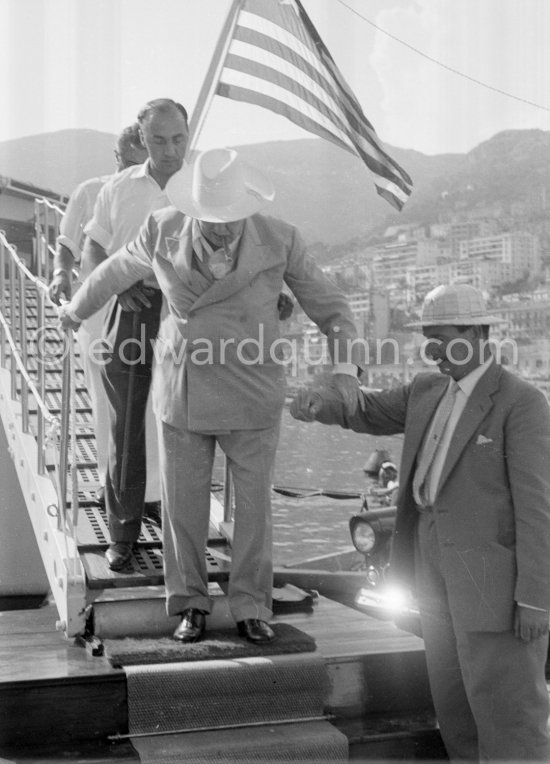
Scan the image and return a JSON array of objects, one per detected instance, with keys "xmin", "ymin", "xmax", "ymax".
[{"xmin": 405, "ymin": 315, "xmax": 507, "ymax": 329}]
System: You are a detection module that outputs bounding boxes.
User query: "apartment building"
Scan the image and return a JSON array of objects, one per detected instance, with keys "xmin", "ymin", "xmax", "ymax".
[{"xmin": 459, "ymin": 231, "xmax": 540, "ymax": 271}]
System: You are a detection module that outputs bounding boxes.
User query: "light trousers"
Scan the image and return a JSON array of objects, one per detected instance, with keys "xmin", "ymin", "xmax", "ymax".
[{"xmin": 159, "ymin": 420, "xmax": 280, "ymax": 623}]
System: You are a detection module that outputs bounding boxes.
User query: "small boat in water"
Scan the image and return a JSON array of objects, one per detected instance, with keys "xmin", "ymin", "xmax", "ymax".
[{"xmin": 363, "ymin": 448, "xmax": 392, "ymax": 475}]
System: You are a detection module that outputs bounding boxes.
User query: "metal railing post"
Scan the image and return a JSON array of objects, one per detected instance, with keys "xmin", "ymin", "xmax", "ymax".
[
  {"xmin": 57, "ymin": 338, "xmax": 71, "ymax": 530},
  {"xmin": 9, "ymin": 247, "xmax": 17, "ymax": 400},
  {"xmin": 36, "ymin": 287, "xmax": 46, "ymax": 475},
  {"xmin": 33, "ymin": 200, "xmax": 40, "ymax": 275},
  {"xmin": 43, "ymin": 204, "xmax": 50, "ymax": 282},
  {"xmin": 18, "ymin": 268, "xmax": 29, "ymax": 433},
  {"xmin": 0, "ymin": 236, "xmax": 5, "ymax": 368}
]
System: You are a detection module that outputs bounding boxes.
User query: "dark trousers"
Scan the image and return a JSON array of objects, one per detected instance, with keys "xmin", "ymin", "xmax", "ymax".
[
  {"xmin": 101, "ymin": 290, "xmax": 163, "ymax": 543},
  {"xmin": 415, "ymin": 511, "xmax": 550, "ymax": 761}
]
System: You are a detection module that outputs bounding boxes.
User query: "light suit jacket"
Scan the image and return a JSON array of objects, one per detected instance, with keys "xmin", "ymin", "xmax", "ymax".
[
  {"xmin": 316, "ymin": 362, "xmax": 550, "ymax": 631},
  {"xmin": 69, "ymin": 207, "xmax": 363, "ymax": 432}
]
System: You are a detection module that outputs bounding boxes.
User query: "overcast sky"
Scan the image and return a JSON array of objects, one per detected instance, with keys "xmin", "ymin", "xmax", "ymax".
[{"xmin": 1, "ymin": 0, "xmax": 549, "ymax": 156}]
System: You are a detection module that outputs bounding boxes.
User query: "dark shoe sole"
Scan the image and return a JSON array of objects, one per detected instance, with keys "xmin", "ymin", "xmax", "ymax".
[{"xmin": 172, "ymin": 632, "xmax": 204, "ymax": 643}]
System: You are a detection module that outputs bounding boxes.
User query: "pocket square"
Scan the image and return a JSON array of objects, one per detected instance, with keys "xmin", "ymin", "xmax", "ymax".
[{"xmin": 476, "ymin": 434, "xmax": 493, "ymax": 445}]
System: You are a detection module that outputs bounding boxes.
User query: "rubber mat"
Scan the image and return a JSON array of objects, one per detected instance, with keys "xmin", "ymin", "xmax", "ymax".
[
  {"xmin": 103, "ymin": 622, "xmax": 316, "ymax": 666},
  {"xmin": 132, "ymin": 721, "xmax": 348, "ymax": 763},
  {"xmin": 125, "ymin": 653, "xmax": 328, "ymax": 733},
  {"xmin": 125, "ymin": 653, "xmax": 347, "ymax": 762}
]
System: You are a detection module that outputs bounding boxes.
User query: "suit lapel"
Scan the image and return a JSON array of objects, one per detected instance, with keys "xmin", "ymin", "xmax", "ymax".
[
  {"xmin": 164, "ymin": 218, "xmax": 214, "ymax": 296},
  {"xmin": 188, "ymin": 217, "xmax": 271, "ymax": 312},
  {"xmin": 164, "ymin": 218, "xmax": 193, "ymax": 284},
  {"xmin": 438, "ymin": 361, "xmax": 500, "ymax": 492}
]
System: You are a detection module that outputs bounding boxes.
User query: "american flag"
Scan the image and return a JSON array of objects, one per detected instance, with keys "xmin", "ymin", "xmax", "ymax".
[{"xmin": 211, "ymin": 0, "xmax": 413, "ymax": 210}]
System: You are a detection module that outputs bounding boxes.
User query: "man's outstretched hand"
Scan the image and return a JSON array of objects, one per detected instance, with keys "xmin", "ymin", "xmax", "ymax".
[{"xmin": 290, "ymin": 389, "xmax": 323, "ymax": 422}]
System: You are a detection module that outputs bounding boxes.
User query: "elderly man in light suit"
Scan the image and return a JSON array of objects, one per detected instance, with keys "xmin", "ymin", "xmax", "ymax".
[
  {"xmin": 291, "ymin": 284, "xmax": 550, "ymax": 762},
  {"xmin": 59, "ymin": 148, "xmax": 363, "ymax": 645}
]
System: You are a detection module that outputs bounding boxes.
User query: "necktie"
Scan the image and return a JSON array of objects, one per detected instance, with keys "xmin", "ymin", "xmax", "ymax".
[
  {"xmin": 413, "ymin": 381, "xmax": 459, "ymax": 506},
  {"xmin": 207, "ymin": 247, "xmax": 232, "ymax": 279}
]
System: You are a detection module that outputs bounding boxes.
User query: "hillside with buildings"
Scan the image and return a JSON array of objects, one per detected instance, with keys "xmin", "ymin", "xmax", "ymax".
[{"xmin": 283, "ymin": 129, "xmax": 550, "ymax": 392}]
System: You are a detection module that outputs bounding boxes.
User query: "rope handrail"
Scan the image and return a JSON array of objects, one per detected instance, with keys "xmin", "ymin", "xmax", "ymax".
[
  {"xmin": 0, "ymin": 231, "xmax": 49, "ymax": 293},
  {"xmin": 0, "ymin": 216, "xmax": 79, "ymax": 544},
  {"xmin": 35, "ymin": 196, "xmax": 66, "ymax": 217},
  {"xmin": 0, "ymin": 310, "xmax": 59, "ymax": 428}
]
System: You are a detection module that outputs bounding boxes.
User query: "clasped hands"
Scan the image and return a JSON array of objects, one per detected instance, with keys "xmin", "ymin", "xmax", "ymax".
[{"xmin": 290, "ymin": 373, "xmax": 363, "ymax": 421}]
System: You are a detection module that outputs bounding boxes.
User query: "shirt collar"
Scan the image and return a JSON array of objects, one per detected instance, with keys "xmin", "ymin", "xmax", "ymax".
[
  {"xmin": 130, "ymin": 159, "xmax": 166, "ymax": 188},
  {"xmin": 455, "ymin": 355, "xmax": 494, "ymax": 398},
  {"xmin": 127, "ymin": 160, "xmax": 149, "ymax": 179}
]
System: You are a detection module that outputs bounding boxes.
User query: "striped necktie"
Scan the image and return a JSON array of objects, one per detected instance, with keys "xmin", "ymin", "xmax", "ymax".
[{"xmin": 413, "ymin": 381, "xmax": 459, "ymax": 506}]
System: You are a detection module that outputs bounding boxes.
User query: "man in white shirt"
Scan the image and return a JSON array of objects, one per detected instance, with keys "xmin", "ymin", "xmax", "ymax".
[
  {"xmin": 291, "ymin": 283, "xmax": 550, "ymax": 762},
  {"xmin": 81, "ymin": 98, "xmax": 188, "ymax": 570},
  {"xmin": 48, "ymin": 124, "xmax": 147, "ymax": 503}
]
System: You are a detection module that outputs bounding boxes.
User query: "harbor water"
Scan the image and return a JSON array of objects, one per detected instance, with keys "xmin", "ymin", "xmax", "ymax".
[{"xmin": 213, "ymin": 407, "xmax": 403, "ymax": 567}]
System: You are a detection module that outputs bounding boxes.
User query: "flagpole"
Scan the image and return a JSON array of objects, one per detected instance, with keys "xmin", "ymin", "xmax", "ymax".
[{"xmin": 186, "ymin": 0, "xmax": 245, "ymax": 157}]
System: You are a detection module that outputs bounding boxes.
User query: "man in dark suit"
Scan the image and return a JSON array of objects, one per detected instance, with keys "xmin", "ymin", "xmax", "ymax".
[{"xmin": 291, "ymin": 283, "xmax": 550, "ymax": 761}]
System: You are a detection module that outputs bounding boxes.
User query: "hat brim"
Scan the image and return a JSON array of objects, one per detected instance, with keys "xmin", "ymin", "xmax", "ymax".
[
  {"xmin": 405, "ymin": 315, "xmax": 506, "ymax": 329},
  {"xmin": 166, "ymin": 160, "xmax": 275, "ymax": 222}
]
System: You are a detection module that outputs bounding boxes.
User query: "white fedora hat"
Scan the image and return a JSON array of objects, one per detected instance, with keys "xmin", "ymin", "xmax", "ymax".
[
  {"xmin": 406, "ymin": 284, "xmax": 503, "ymax": 328},
  {"xmin": 166, "ymin": 148, "xmax": 275, "ymax": 222}
]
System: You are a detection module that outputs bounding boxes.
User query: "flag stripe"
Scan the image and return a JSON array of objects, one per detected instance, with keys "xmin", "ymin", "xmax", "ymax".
[
  {"xmin": 223, "ymin": 53, "xmax": 358, "ymax": 150},
  {"xmin": 231, "ymin": 29, "xmax": 352, "ymax": 129},
  {"xmin": 299, "ymin": 13, "xmax": 413, "ymax": 185},
  {"xmin": 217, "ymin": 81, "xmax": 356, "ymax": 155},
  {"xmin": 236, "ymin": 13, "xmax": 381, "ymax": 145},
  {"xmin": 214, "ymin": 0, "xmax": 412, "ymax": 209},
  {"xmin": 220, "ymin": 59, "xmax": 411, "ymax": 192},
  {"xmin": 239, "ymin": 2, "xmax": 412, "ymax": 190},
  {"xmin": 240, "ymin": 8, "xmax": 379, "ymax": 137}
]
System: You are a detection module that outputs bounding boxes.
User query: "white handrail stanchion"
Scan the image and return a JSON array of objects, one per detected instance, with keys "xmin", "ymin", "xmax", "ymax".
[{"xmin": 18, "ymin": 267, "xmax": 29, "ymax": 433}]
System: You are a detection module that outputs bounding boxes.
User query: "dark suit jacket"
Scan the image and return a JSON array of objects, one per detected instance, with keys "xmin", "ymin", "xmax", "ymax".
[{"xmin": 316, "ymin": 362, "xmax": 550, "ymax": 631}]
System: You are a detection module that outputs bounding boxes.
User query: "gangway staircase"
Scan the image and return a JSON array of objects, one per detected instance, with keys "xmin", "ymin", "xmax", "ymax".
[{"xmin": 0, "ymin": 200, "xmax": 231, "ymax": 640}]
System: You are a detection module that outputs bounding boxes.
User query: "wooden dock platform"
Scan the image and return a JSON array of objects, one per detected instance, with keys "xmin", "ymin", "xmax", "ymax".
[{"xmin": 0, "ymin": 594, "xmax": 446, "ymax": 762}]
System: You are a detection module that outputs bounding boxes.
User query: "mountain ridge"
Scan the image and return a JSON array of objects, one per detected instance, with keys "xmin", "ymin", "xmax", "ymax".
[{"xmin": 1, "ymin": 128, "xmax": 548, "ymax": 247}]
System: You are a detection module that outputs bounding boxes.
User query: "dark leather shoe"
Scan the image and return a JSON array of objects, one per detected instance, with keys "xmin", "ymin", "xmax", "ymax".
[
  {"xmin": 173, "ymin": 608, "xmax": 206, "ymax": 643},
  {"xmin": 105, "ymin": 542, "xmax": 133, "ymax": 571},
  {"xmin": 144, "ymin": 501, "xmax": 162, "ymax": 527},
  {"xmin": 237, "ymin": 619, "xmax": 275, "ymax": 644},
  {"xmin": 94, "ymin": 486, "xmax": 105, "ymax": 507}
]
